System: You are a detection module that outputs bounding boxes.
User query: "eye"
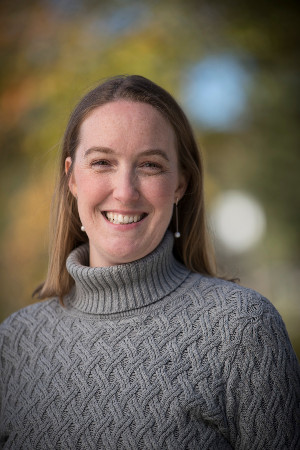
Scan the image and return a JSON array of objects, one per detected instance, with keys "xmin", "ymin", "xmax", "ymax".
[
  {"xmin": 138, "ymin": 160, "xmax": 167, "ymax": 176},
  {"xmin": 143, "ymin": 162, "xmax": 160, "ymax": 168},
  {"xmin": 140, "ymin": 161, "xmax": 164, "ymax": 171},
  {"xmin": 91, "ymin": 159, "xmax": 111, "ymax": 168}
]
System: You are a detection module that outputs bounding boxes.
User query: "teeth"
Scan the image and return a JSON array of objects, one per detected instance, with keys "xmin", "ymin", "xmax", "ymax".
[{"xmin": 105, "ymin": 212, "xmax": 144, "ymax": 224}]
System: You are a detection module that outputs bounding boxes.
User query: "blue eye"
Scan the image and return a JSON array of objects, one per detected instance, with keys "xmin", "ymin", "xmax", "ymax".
[
  {"xmin": 143, "ymin": 162, "xmax": 159, "ymax": 168},
  {"xmin": 92, "ymin": 160, "xmax": 110, "ymax": 166},
  {"xmin": 139, "ymin": 161, "xmax": 165, "ymax": 175}
]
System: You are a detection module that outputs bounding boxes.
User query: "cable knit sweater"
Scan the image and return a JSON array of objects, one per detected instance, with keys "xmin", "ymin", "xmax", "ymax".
[{"xmin": 1, "ymin": 232, "xmax": 299, "ymax": 449}]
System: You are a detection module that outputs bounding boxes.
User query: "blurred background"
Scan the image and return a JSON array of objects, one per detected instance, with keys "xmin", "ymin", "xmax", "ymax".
[{"xmin": 0, "ymin": 0, "xmax": 299, "ymax": 357}]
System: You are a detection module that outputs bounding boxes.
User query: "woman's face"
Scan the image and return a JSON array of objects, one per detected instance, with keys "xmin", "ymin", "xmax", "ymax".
[{"xmin": 65, "ymin": 100, "xmax": 186, "ymax": 267}]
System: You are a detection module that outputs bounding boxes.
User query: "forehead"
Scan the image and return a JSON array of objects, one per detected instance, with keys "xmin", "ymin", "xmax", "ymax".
[{"xmin": 78, "ymin": 100, "xmax": 176, "ymax": 148}]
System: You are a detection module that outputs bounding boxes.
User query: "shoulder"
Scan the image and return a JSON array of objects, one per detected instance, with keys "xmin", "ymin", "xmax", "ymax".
[
  {"xmin": 185, "ymin": 274, "xmax": 292, "ymax": 349},
  {"xmin": 188, "ymin": 274, "xmax": 279, "ymax": 321},
  {"xmin": 187, "ymin": 273, "xmax": 300, "ymax": 378},
  {"xmin": 0, "ymin": 298, "xmax": 61, "ymax": 345},
  {"xmin": 0, "ymin": 298, "xmax": 61, "ymax": 326}
]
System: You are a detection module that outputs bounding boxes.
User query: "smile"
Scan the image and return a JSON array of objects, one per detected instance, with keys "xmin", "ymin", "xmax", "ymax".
[{"xmin": 104, "ymin": 212, "xmax": 147, "ymax": 224}]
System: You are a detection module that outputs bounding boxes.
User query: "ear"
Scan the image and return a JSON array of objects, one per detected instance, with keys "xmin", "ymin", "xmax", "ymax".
[
  {"xmin": 65, "ymin": 157, "xmax": 77, "ymax": 198},
  {"xmin": 175, "ymin": 171, "xmax": 188, "ymax": 202}
]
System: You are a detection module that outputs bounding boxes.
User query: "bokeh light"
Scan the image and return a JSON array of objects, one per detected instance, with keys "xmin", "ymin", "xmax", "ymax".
[
  {"xmin": 211, "ymin": 190, "xmax": 266, "ymax": 253},
  {"xmin": 182, "ymin": 54, "xmax": 251, "ymax": 130}
]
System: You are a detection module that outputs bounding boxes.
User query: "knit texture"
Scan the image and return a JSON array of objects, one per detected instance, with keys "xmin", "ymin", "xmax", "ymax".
[{"xmin": 1, "ymin": 232, "xmax": 300, "ymax": 449}]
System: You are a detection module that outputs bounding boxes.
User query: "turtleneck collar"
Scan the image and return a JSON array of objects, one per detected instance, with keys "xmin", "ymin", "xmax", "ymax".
[{"xmin": 65, "ymin": 231, "xmax": 190, "ymax": 316}]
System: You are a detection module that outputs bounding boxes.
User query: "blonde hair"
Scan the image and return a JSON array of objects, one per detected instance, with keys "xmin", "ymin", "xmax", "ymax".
[{"xmin": 35, "ymin": 75, "xmax": 217, "ymax": 301}]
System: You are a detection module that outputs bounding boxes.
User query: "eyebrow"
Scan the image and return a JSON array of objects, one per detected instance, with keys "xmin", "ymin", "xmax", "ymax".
[{"xmin": 84, "ymin": 146, "xmax": 170, "ymax": 162}]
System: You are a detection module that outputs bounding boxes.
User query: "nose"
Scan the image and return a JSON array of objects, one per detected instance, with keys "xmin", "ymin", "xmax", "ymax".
[{"xmin": 113, "ymin": 168, "xmax": 140, "ymax": 204}]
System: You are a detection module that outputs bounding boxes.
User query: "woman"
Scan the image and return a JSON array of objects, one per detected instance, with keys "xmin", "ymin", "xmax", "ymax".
[{"xmin": 1, "ymin": 75, "xmax": 299, "ymax": 449}]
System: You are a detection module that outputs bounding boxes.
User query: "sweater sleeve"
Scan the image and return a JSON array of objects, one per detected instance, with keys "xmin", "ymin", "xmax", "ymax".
[
  {"xmin": 224, "ymin": 294, "xmax": 300, "ymax": 450},
  {"xmin": 0, "ymin": 318, "xmax": 8, "ymax": 445}
]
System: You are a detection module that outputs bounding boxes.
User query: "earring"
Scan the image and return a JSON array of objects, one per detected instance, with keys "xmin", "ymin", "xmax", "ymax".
[
  {"xmin": 174, "ymin": 198, "xmax": 180, "ymax": 238},
  {"xmin": 81, "ymin": 225, "xmax": 86, "ymax": 232}
]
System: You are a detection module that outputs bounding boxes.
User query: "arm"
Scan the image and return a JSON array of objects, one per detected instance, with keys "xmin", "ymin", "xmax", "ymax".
[{"xmin": 225, "ymin": 296, "xmax": 300, "ymax": 449}]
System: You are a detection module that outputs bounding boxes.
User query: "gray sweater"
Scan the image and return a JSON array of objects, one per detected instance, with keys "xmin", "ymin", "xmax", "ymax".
[{"xmin": 1, "ymin": 232, "xmax": 299, "ymax": 449}]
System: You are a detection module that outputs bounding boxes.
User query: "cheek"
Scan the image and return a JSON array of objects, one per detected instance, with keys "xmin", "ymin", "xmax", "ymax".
[
  {"xmin": 142, "ymin": 176, "xmax": 177, "ymax": 206},
  {"xmin": 76, "ymin": 172, "xmax": 107, "ymax": 201}
]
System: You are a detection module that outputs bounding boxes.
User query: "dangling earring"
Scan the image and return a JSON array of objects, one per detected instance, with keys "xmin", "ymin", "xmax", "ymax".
[
  {"xmin": 81, "ymin": 225, "xmax": 86, "ymax": 232},
  {"xmin": 174, "ymin": 198, "xmax": 180, "ymax": 238}
]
